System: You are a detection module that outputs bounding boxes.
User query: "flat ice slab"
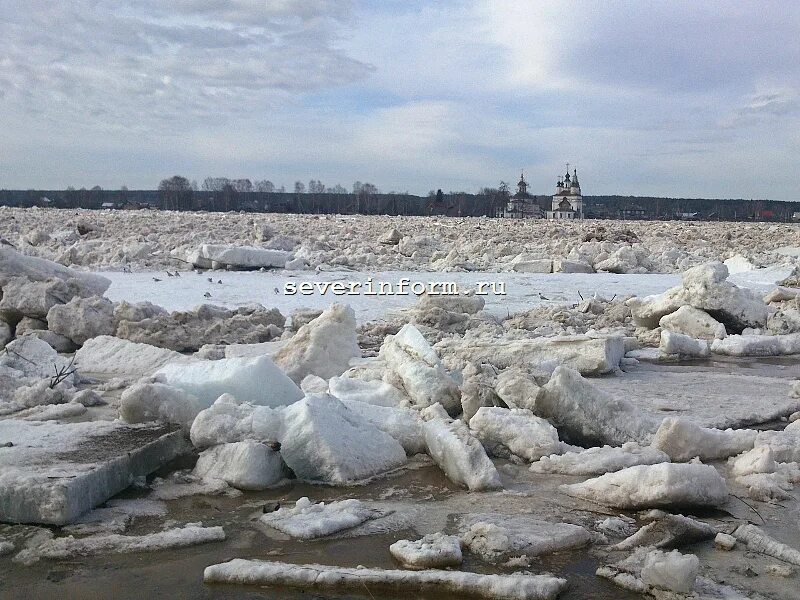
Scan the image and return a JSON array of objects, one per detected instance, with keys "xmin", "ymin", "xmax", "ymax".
[
  {"xmin": 259, "ymin": 497, "xmax": 381, "ymax": 539},
  {"xmin": 204, "ymin": 559, "xmax": 568, "ymax": 600},
  {"xmin": 592, "ymin": 362, "xmax": 800, "ymax": 428},
  {"xmin": 460, "ymin": 513, "xmax": 591, "ymax": 562},
  {"xmin": 0, "ymin": 420, "xmax": 188, "ymax": 525}
]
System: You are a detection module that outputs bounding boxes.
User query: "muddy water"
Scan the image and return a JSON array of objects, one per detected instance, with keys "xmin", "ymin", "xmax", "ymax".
[{"xmin": 1, "ymin": 463, "xmax": 642, "ymax": 600}]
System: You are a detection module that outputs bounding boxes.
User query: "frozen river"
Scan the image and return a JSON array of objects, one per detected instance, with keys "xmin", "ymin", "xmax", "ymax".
[{"xmin": 98, "ymin": 267, "xmax": 789, "ymax": 323}]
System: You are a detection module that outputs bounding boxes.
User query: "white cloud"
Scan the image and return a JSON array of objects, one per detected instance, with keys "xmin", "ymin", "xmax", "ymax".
[{"xmin": 0, "ymin": 1, "xmax": 798, "ymax": 199}]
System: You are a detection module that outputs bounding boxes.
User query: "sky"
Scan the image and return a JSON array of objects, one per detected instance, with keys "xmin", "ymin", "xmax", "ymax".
[{"xmin": 0, "ymin": 1, "xmax": 798, "ymax": 199}]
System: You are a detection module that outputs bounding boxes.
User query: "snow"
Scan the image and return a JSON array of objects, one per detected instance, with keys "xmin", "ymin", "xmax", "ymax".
[
  {"xmin": 650, "ymin": 417, "xmax": 757, "ymax": 462},
  {"xmin": 273, "ymin": 303, "xmax": 361, "ymax": 383},
  {"xmin": 711, "ymin": 333, "xmax": 800, "ymax": 356},
  {"xmin": 14, "ymin": 523, "xmax": 224, "ymax": 564},
  {"xmin": 21, "ymin": 402, "xmax": 87, "ymax": 421},
  {"xmin": 437, "ymin": 335, "xmax": 625, "ymax": 376},
  {"xmin": 530, "ymin": 442, "xmax": 669, "ymax": 475},
  {"xmin": 389, "ymin": 533, "xmax": 463, "ymax": 569},
  {"xmin": 379, "ymin": 324, "xmax": 461, "ymax": 413},
  {"xmin": 186, "ymin": 243, "xmax": 289, "ymax": 269},
  {"xmin": 98, "ymin": 270, "xmax": 684, "ymax": 323},
  {"xmin": 460, "ymin": 513, "xmax": 591, "ymax": 563},
  {"xmin": 154, "ymin": 355, "xmax": 303, "ymax": 409},
  {"xmin": 193, "ymin": 441, "xmax": 284, "ymax": 490},
  {"xmin": 46, "ymin": 295, "xmax": 116, "ymax": 345},
  {"xmin": 628, "ymin": 262, "xmax": 772, "ymax": 332},
  {"xmin": 537, "ymin": 366, "xmax": 659, "ymax": 446},
  {"xmin": 659, "ymin": 330, "xmax": 710, "ymax": 357},
  {"xmin": 203, "ymin": 559, "xmax": 568, "ymax": 600},
  {"xmin": 755, "ymin": 427, "xmax": 800, "ymax": 463},
  {"xmin": 0, "ymin": 246, "xmax": 110, "ymax": 296},
  {"xmin": 192, "ymin": 393, "xmax": 408, "ymax": 483},
  {"xmin": 328, "ymin": 376, "xmax": 406, "ymax": 407},
  {"xmin": 735, "ymin": 466, "xmax": 800, "ymax": 501},
  {"xmin": 493, "ymin": 367, "xmax": 542, "ymax": 412},
  {"xmin": 0, "ymin": 277, "xmax": 82, "ymax": 321},
  {"xmin": 423, "ymin": 417, "xmax": 501, "ymax": 491},
  {"xmin": 279, "ymin": 393, "xmax": 408, "ymax": 484},
  {"xmin": 0, "ymin": 335, "xmax": 75, "ymax": 383},
  {"xmin": 189, "ymin": 394, "xmax": 282, "ymax": 450},
  {"xmin": 337, "ymin": 398, "xmax": 426, "ymax": 455},
  {"xmin": 259, "ymin": 497, "xmax": 380, "ymax": 539},
  {"xmin": 119, "ymin": 382, "xmax": 204, "ymax": 432},
  {"xmin": 724, "ymin": 254, "xmax": 757, "ymax": 274},
  {"xmin": 469, "ymin": 407, "xmax": 562, "ymax": 462},
  {"xmin": 75, "ymin": 335, "xmax": 189, "ymax": 377},
  {"xmin": 729, "ymin": 446, "xmax": 776, "ymax": 476},
  {"xmin": 0, "ymin": 420, "xmax": 188, "ymax": 525},
  {"xmin": 95, "ymin": 267, "xmax": 788, "ymax": 326},
  {"xmin": 733, "ymin": 524, "xmax": 800, "ymax": 566},
  {"xmin": 561, "ymin": 462, "xmax": 729, "ymax": 509},
  {"xmin": 640, "ymin": 549, "xmax": 699, "ymax": 593}
]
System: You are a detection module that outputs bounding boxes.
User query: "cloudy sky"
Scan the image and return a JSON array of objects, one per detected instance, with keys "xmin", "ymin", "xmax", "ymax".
[{"xmin": 1, "ymin": 1, "xmax": 798, "ymax": 199}]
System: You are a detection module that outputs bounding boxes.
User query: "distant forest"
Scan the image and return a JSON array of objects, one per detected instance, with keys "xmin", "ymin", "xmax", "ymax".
[{"xmin": 1, "ymin": 176, "xmax": 798, "ymax": 222}]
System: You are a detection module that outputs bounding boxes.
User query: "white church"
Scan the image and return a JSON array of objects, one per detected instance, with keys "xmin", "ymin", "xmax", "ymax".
[
  {"xmin": 500, "ymin": 165, "xmax": 584, "ymax": 220},
  {"xmin": 546, "ymin": 166, "xmax": 583, "ymax": 219}
]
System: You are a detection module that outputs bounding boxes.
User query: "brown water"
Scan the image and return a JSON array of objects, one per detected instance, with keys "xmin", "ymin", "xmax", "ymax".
[{"xmin": 0, "ymin": 464, "xmax": 642, "ymax": 600}]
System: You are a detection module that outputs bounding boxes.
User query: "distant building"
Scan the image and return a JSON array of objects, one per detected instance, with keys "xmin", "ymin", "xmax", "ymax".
[
  {"xmin": 619, "ymin": 203, "xmax": 646, "ymax": 220},
  {"xmin": 501, "ymin": 173, "xmax": 542, "ymax": 218},
  {"xmin": 546, "ymin": 167, "xmax": 583, "ymax": 219}
]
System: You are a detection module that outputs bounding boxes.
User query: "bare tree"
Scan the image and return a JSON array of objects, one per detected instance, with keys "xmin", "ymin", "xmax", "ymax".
[
  {"xmin": 202, "ymin": 177, "xmax": 230, "ymax": 192},
  {"xmin": 294, "ymin": 181, "xmax": 306, "ymax": 194},
  {"xmin": 232, "ymin": 179, "xmax": 252, "ymax": 193},
  {"xmin": 158, "ymin": 175, "xmax": 193, "ymax": 210},
  {"xmin": 255, "ymin": 179, "xmax": 275, "ymax": 193}
]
